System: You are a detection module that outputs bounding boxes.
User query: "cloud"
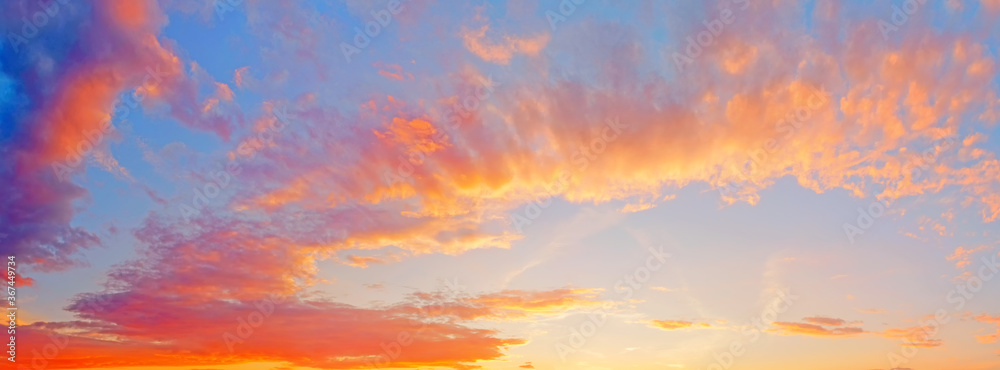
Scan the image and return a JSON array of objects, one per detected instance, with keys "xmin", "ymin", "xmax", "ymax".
[
  {"xmin": 29, "ymin": 297, "xmax": 527, "ymax": 369},
  {"xmin": 767, "ymin": 318, "xmax": 942, "ymax": 347},
  {"xmin": 648, "ymin": 320, "xmax": 712, "ymax": 331},
  {"xmin": 768, "ymin": 318, "xmax": 865, "ymax": 337},
  {"xmin": 161, "ymin": 1, "xmax": 1000, "ymax": 270},
  {"xmin": 619, "ymin": 201, "xmax": 657, "ymax": 214},
  {"xmin": 878, "ymin": 325, "xmax": 944, "ymax": 348},
  {"xmin": 803, "ymin": 316, "xmax": 847, "ymax": 326},
  {"xmin": 651, "ymin": 286, "xmax": 679, "ymax": 292},
  {"xmin": 856, "ymin": 308, "xmax": 886, "ymax": 314},
  {"xmin": 397, "ymin": 288, "xmax": 605, "ymax": 321},
  {"xmin": 0, "ymin": 0, "xmax": 241, "ymax": 271},
  {"xmin": 974, "ymin": 314, "xmax": 1000, "ymax": 324},
  {"xmin": 946, "ymin": 245, "xmax": 991, "ymax": 269},
  {"xmin": 975, "ymin": 331, "xmax": 999, "ymax": 343},
  {"xmin": 974, "ymin": 314, "xmax": 1000, "ymax": 343},
  {"xmin": 234, "ymin": 66, "xmax": 253, "ymax": 88},
  {"xmin": 8, "ymin": 1, "xmax": 1000, "ymax": 367},
  {"xmin": 344, "ymin": 254, "xmax": 394, "ymax": 268},
  {"xmin": 374, "ymin": 62, "xmax": 412, "ymax": 81},
  {"xmin": 461, "ymin": 23, "xmax": 550, "ymax": 65},
  {"xmin": 21, "ymin": 213, "xmax": 594, "ymax": 369}
]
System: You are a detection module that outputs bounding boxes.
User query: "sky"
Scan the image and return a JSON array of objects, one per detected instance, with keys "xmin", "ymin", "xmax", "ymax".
[{"xmin": 1, "ymin": 0, "xmax": 1000, "ymax": 369}]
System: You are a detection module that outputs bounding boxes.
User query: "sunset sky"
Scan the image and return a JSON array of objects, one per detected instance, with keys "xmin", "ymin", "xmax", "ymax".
[{"xmin": 2, "ymin": 0, "xmax": 1000, "ymax": 369}]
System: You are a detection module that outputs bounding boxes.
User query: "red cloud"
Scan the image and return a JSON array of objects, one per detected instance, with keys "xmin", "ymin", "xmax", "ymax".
[
  {"xmin": 13, "ymin": 212, "xmax": 604, "ymax": 369},
  {"xmin": 28, "ymin": 296, "xmax": 527, "ymax": 369}
]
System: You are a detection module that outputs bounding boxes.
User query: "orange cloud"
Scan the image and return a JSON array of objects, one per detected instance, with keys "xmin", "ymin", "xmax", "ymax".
[
  {"xmin": 946, "ymin": 245, "xmax": 990, "ymax": 269},
  {"xmin": 975, "ymin": 330, "xmax": 999, "ymax": 343},
  {"xmin": 856, "ymin": 308, "xmax": 886, "ymax": 314},
  {"xmin": 803, "ymin": 316, "xmax": 847, "ymax": 326},
  {"xmin": 34, "ymin": 70, "xmax": 124, "ymax": 167},
  {"xmin": 101, "ymin": 0, "xmax": 166, "ymax": 32},
  {"xmin": 374, "ymin": 117, "xmax": 450, "ymax": 156},
  {"xmin": 206, "ymin": 9, "xmax": 1000, "ymax": 265},
  {"xmin": 461, "ymin": 23, "xmax": 549, "ymax": 64},
  {"xmin": 344, "ymin": 254, "xmax": 390, "ymax": 268},
  {"xmin": 399, "ymin": 288, "xmax": 605, "ymax": 321},
  {"xmin": 648, "ymin": 320, "xmax": 712, "ymax": 330},
  {"xmin": 23, "ymin": 214, "xmax": 575, "ymax": 369},
  {"xmin": 974, "ymin": 314, "xmax": 1000, "ymax": 324},
  {"xmin": 720, "ymin": 41, "xmax": 759, "ymax": 74},
  {"xmin": 375, "ymin": 62, "xmax": 412, "ymax": 81},
  {"xmin": 31, "ymin": 297, "xmax": 527, "ymax": 369},
  {"xmin": 215, "ymin": 82, "xmax": 235, "ymax": 101},
  {"xmin": 879, "ymin": 325, "xmax": 944, "ymax": 348},
  {"xmin": 769, "ymin": 318, "xmax": 865, "ymax": 337},
  {"xmin": 973, "ymin": 314, "xmax": 1000, "ymax": 343},
  {"xmin": 619, "ymin": 201, "xmax": 657, "ymax": 213},
  {"xmin": 234, "ymin": 66, "xmax": 252, "ymax": 88}
]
